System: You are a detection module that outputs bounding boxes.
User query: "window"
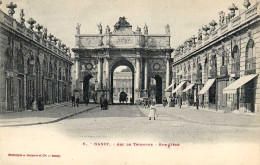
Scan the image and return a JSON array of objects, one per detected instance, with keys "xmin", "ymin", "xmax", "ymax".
[{"xmin": 245, "ymin": 39, "xmax": 256, "ymax": 73}]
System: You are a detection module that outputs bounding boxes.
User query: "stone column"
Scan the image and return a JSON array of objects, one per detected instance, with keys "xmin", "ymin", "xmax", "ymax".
[
  {"xmin": 166, "ymin": 58, "xmax": 171, "ymax": 88},
  {"xmin": 144, "ymin": 58, "xmax": 148, "ymax": 90},
  {"xmin": 75, "ymin": 57, "xmax": 80, "ymax": 89},
  {"xmin": 97, "ymin": 58, "xmax": 103, "ymax": 89},
  {"xmin": 135, "ymin": 58, "xmax": 141, "ymax": 90},
  {"xmin": 105, "ymin": 58, "xmax": 110, "ymax": 87}
]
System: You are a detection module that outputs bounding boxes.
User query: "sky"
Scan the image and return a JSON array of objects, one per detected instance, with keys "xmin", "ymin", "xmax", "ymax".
[{"xmin": 1, "ymin": 0, "xmax": 253, "ymax": 51}]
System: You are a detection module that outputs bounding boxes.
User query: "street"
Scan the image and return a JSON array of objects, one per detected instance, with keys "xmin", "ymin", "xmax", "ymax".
[
  {"xmin": 1, "ymin": 104, "xmax": 259, "ymax": 143},
  {"xmin": 1, "ymin": 104, "xmax": 260, "ymax": 165}
]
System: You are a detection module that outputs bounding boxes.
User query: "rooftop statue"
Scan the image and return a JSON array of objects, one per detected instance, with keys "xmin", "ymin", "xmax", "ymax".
[
  {"xmin": 198, "ymin": 29, "xmax": 202, "ymax": 40},
  {"xmin": 20, "ymin": 9, "xmax": 25, "ymax": 26},
  {"xmin": 144, "ymin": 23, "xmax": 148, "ymax": 35},
  {"xmin": 97, "ymin": 22, "xmax": 102, "ymax": 34},
  {"xmin": 165, "ymin": 24, "xmax": 170, "ymax": 35},
  {"xmin": 114, "ymin": 16, "xmax": 131, "ymax": 31},
  {"xmin": 219, "ymin": 11, "xmax": 225, "ymax": 26},
  {"xmin": 135, "ymin": 26, "xmax": 141, "ymax": 34},
  {"xmin": 43, "ymin": 28, "xmax": 47, "ymax": 40},
  {"xmin": 105, "ymin": 25, "xmax": 110, "ymax": 34},
  {"xmin": 76, "ymin": 23, "xmax": 81, "ymax": 35}
]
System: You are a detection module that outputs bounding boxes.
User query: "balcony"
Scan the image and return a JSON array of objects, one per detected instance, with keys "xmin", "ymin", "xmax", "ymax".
[
  {"xmin": 209, "ymin": 68, "xmax": 217, "ymax": 78},
  {"xmin": 245, "ymin": 57, "xmax": 256, "ymax": 75},
  {"xmin": 220, "ymin": 65, "xmax": 228, "ymax": 77},
  {"xmin": 231, "ymin": 62, "xmax": 240, "ymax": 77}
]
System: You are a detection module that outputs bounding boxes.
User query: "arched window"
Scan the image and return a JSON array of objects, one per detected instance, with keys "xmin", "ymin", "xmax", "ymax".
[
  {"xmin": 232, "ymin": 45, "xmax": 239, "ymax": 61},
  {"xmin": 17, "ymin": 49, "xmax": 24, "ymax": 73},
  {"xmin": 246, "ymin": 39, "xmax": 255, "ymax": 59},
  {"xmin": 245, "ymin": 39, "xmax": 256, "ymax": 72},
  {"xmin": 27, "ymin": 55, "xmax": 34, "ymax": 75},
  {"xmin": 204, "ymin": 57, "xmax": 209, "ymax": 78}
]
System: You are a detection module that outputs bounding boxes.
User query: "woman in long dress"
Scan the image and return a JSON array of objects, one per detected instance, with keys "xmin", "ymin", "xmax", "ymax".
[{"xmin": 149, "ymin": 101, "xmax": 157, "ymax": 120}]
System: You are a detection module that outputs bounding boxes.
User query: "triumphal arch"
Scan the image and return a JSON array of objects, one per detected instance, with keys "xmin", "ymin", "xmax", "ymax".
[{"xmin": 72, "ymin": 17, "xmax": 173, "ymax": 104}]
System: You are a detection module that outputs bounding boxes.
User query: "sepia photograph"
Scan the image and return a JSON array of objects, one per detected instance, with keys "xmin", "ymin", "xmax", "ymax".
[{"xmin": 0, "ymin": 0, "xmax": 260, "ymax": 164}]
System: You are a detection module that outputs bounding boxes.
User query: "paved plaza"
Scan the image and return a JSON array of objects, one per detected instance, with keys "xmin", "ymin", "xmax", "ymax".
[{"xmin": 1, "ymin": 104, "xmax": 259, "ymax": 143}]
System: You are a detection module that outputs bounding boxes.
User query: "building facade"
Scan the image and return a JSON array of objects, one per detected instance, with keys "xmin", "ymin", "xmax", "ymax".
[
  {"xmin": 113, "ymin": 72, "xmax": 133, "ymax": 101},
  {"xmin": 171, "ymin": 1, "xmax": 260, "ymax": 113},
  {"xmin": 72, "ymin": 17, "xmax": 173, "ymax": 104},
  {"xmin": 0, "ymin": 2, "xmax": 73, "ymax": 112}
]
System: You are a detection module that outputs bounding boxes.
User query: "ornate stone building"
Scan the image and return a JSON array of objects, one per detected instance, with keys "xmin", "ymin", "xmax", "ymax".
[
  {"xmin": 171, "ymin": 1, "xmax": 260, "ymax": 113},
  {"xmin": 0, "ymin": 2, "xmax": 73, "ymax": 112},
  {"xmin": 113, "ymin": 72, "xmax": 133, "ymax": 101},
  {"xmin": 72, "ymin": 17, "xmax": 173, "ymax": 104}
]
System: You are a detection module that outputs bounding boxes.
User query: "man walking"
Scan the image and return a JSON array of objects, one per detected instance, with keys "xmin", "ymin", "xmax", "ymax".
[
  {"xmin": 76, "ymin": 97, "xmax": 79, "ymax": 107},
  {"xmin": 71, "ymin": 95, "xmax": 75, "ymax": 107},
  {"xmin": 177, "ymin": 95, "xmax": 182, "ymax": 109}
]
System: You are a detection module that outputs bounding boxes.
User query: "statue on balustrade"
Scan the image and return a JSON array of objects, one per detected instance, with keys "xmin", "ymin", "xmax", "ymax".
[
  {"xmin": 76, "ymin": 23, "xmax": 81, "ymax": 35},
  {"xmin": 20, "ymin": 9, "xmax": 25, "ymax": 26},
  {"xmin": 136, "ymin": 26, "xmax": 141, "ymax": 34},
  {"xmin": 105, "ymin": 25, "xmax": 111, "ymax": 34},
  {"xmin": 197, "ymin": 29, "xmax": 202, "ymax": 41},
  {"xmin": 144, "ymin": 23, "xmax": 148, "ymax": 35},
  {"xmin": 43, "ymin": 28, "xmax": 47, "ymax": 40},
  {"xmin": 165, "ymin": 24, "xmax": 170, "ymax": 35},
  {"xmin": 219, "ymin": 11, "xmax": 225, "ymax": 26},
  {"xmin": 97, "ymin": 23, "xmax": 102, "ymax": 34}
]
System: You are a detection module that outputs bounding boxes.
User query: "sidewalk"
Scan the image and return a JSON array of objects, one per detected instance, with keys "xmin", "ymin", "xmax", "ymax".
[
  {"xmin": 139, "ymin": 104, "xmax": 260, "ymax": 127},
  {"xmin": 0, "ymin": 103, "xmax": 99, "ymax": 127}
]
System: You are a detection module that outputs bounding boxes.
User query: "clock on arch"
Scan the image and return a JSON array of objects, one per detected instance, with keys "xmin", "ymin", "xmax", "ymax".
[
  {"xmin": 153, "ymin": 63, "xmax": 161, "ymax": 70},
  {"xmin": 85, "ymin": 63, "xmax": 93, "ymax": 70}
]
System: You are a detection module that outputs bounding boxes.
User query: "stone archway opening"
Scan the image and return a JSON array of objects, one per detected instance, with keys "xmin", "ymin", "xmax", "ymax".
[
  {"xmin": 83, "ymin": 74, "xmax": 95, "ymax": 103},
  {"xmin": 150, "ymin": 75, "xmax": 163, "ymax": 104},
  {"xmin": 111, "ymin": 60, "xmax": 134, "ymax": 104}
]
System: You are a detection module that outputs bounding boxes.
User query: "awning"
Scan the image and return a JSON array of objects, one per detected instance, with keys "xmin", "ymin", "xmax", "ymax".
[
  {"xmin": 172, "ymin": 81, "xmax": 186, "ymax": 94},
  {"xmin": 198, "ymin": 79, "xmax": 216, "ymax": 95},
  {"xmin": 165, "ymin": 82, "xmax": 175, "ymax": 92},
  {"xmin": 182, "ymin": 84, "xmax": 195, "ymax": 93},
  {"xmin": 223, "ymin": 74, "xmax": 258, "ymax": 94}
]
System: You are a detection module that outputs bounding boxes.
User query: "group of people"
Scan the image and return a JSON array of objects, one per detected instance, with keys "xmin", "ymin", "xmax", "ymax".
[
  {"xmin": 100, "ymin": 95, "xmax": 109, "ymax": 110},
  {"xmin": 27, "ymin": 95, "xmax": 45, "ymax": 111},
  {"xmin": 162, "ymin": 94, "xmax": 205, "ymax": 110},
  {"xmin": 162, "ymin": 95, "xmax": 183, "ymax": 109}
]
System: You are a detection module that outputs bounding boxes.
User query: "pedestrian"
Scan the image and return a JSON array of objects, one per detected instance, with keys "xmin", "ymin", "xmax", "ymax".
[
  {"xmin": 171, "ymin": 97, "xmax": 175, "ymax": 107},
  {"xmin": 100, "ymin": 96, "xmax": 104, "ymax": 110},
  {"xmin": 177, "ymin": 95, "xmax": 182, "ymax": 109},
  {"xmin": 76, "ymin": 97, "xmax": 79, "ymax": 107},
  {"xmin": 162, "ymin": 97, "xmax": 168, "ymax": 108},
  {"xmin": 201, "ymin": 94, "xmax": 205, "ymax": 108},
  {"xmin": 104, "ymin": 98, "xmax": 108, "ymax": 110},
  {"xmin": 71, "ymin": 95, "xmax": 75, "ymax": 107},
  {"xmin": 85, "ymin": 95, "xmax": 88, "ymax": 106},
  {"xmin": 196, "ymin": 95, "xmax": 199, "ymax": 110},
  {"xmin": 37, "ymin": 95, "xmax": 44, "ymax": 111},
  {"xmin": 149, "ymin": 101, "xmax": 157, "ymax": 120}
]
